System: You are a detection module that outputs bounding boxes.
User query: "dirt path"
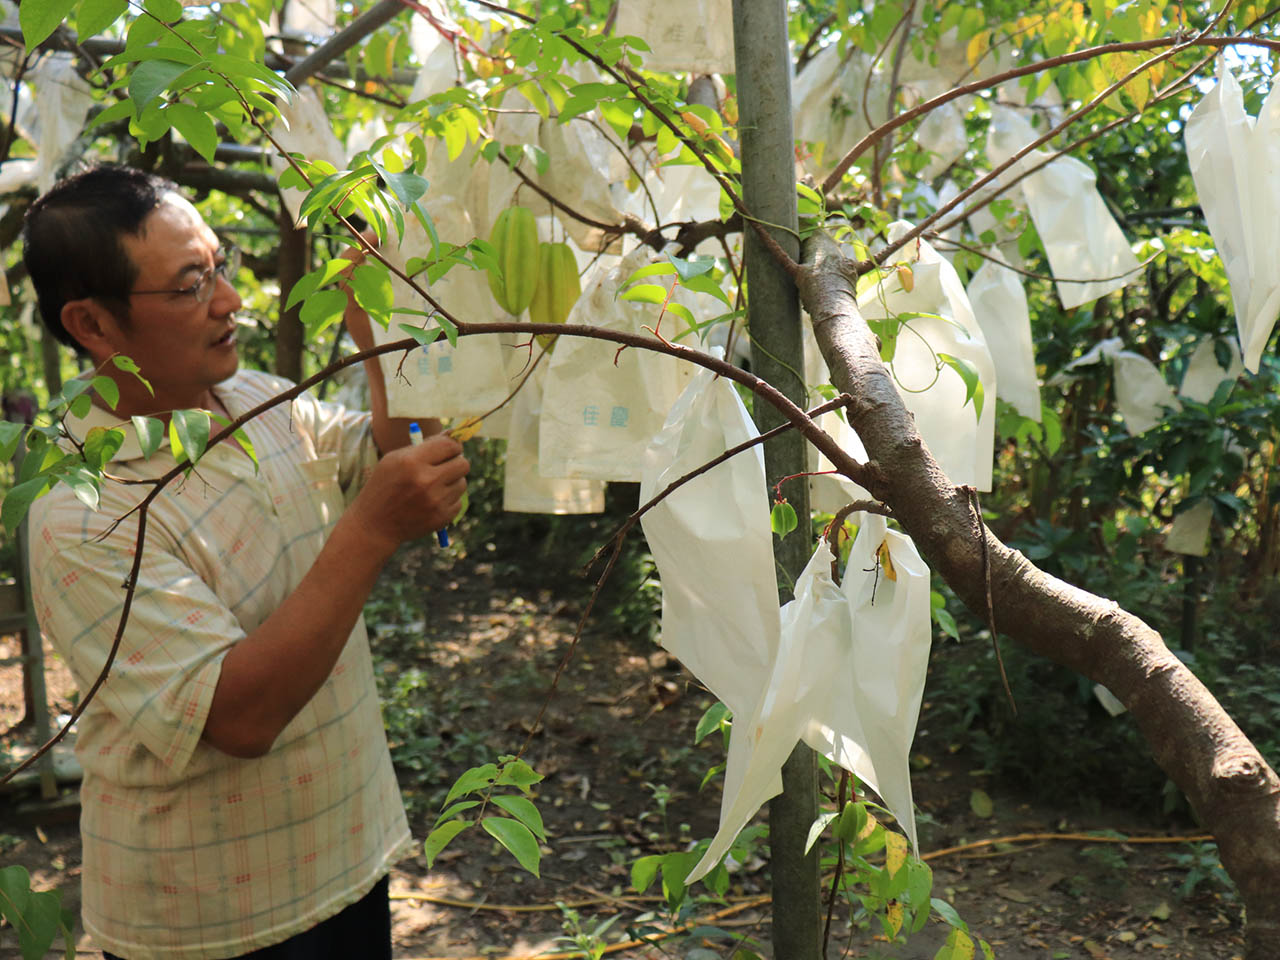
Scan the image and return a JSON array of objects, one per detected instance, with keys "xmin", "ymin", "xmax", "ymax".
[{"xmin": 0, "ymin": 542, "xmax": 1245, "ymax": 959}]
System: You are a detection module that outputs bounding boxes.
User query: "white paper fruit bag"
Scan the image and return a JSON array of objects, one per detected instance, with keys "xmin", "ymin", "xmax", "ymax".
[
  {"xmin": 687, "ymin": 540, "xmax": 847, "ymax": 881},
  {"xmin": 640, "ymin": 356, "xmax": 780, "ymax": 728},
  {"xmin": 966, "ymin": 256, "xmax": 1041, "ymax": 420},
  {"xmin": 504, "ymin": 362, "xmax": 605, "ymax": 514},
  {"xmin": 803, "ymin": 513, "xmax": 932, "ymax": 854},
  {"xmin": 271, "ymin": 85, "xmax": 347, "ymax": 227},
  {"xmin": 1185, "ymin": 61, "xmax": 1280, "ymax": 372},
  {"xmin": 614, "ymin": 0, "xmax": 735, "ymax": 74},
  {"xmin": 371, "ymin": 205, "xmax": 513, "ymax": 424},
  {"xmin": 858, "ymin": 222, "xmax": 997, "ymax": 490},
  {"xmin": 987, "ymin": 105, "xmax": 1140, "ymax": 309},
  {"xmin": 539, "ymin": 247, "xmax": 694, "ymax": 481}
]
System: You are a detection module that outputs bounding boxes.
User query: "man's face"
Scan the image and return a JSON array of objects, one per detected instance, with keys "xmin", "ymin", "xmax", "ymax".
[{"xmin": 112, "ymin": 193, "xmax": 243, "ymax": 408}]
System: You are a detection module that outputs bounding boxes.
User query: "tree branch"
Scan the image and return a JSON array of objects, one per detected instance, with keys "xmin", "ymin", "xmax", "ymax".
[{"xmin": 796, "ymin": 229, "xmax": 1280, "ymax": 960}]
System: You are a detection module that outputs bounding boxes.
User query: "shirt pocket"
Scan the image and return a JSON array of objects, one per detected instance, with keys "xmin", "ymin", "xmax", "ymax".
[{"xmin": 299, "ymin": 454, "xmax": 344, "ymax": 533}]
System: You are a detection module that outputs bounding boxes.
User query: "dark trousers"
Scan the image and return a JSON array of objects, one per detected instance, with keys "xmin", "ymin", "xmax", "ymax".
[{"xmin": 104, "ymin": 875, "xmax": 391, "ymax": 960}]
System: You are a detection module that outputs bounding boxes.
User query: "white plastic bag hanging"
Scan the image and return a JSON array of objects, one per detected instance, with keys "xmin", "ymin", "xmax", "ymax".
[
  {"xmin": 504, "ymin": 362, "xmax": 606, "ymax": 514},
  {"xmin": 987, "ymin": 105, "xmax": 1140, "ymax": 309},
  {"xmin": 539, "ymin": 247, "xmax": 694, "ymax": 481},
  {"xmin": 27, "ymin": 55, "xmax": 96, "ymax": 194},
  {"xmin": 965, "ymin": 255, "xmax": 1041, "ymax": 420},
  {"xmin": 1166, "ymin": 499, "xmax": 1213, "ymax": 557},
  {"xmin": 858, "ymin": 222, "xmax": 997, "ymax": 490},
  {"xmin": 1179, "ymin": 337, "xmax": 1243, "ymax": 404},
  {"xmin": 1113, "ymin": 351, "xmax": 1178, "ymax": 435},
  {"xmin": 687, "ymin": 541, "xmax": 847, "ymax": 881},
  {"xmin": 1185, "ymin": 61, "xmax": 1280, "ymax": 372},
  {"xmin": 371, "ymin": 203, "xmax": 515, "ymax": 424},
  {"xmin": 271, "ymin": 86, "xmax": 347, "ymax": 227},
  {"xmin": 639, "ymin": 355, "xmax": 780, "ymax": 727},
  {"xmin": 804, "ymin": 513, "xmax": 932, "ymax": 853},
  {"xmin": 614, "ymin": 0, "xmax": 735, "ymax": 74},
  {"xmin": 688, "ymin": 515, "xmax": 933, "ymax": 880}
]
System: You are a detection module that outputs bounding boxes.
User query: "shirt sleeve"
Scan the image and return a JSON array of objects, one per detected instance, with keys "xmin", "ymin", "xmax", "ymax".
[
  {"xmin": 291, "ymin": 390, "xmax": 380, "ymax": 503},
  {"xmin": 30, "ymin": 497, "xmax": 243, "ymax": 778}
]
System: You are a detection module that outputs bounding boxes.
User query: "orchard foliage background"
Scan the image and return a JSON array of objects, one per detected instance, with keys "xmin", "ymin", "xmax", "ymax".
[{"xmin": 1, "ymin": 0, "xmax": 1280, "ymax": 956}]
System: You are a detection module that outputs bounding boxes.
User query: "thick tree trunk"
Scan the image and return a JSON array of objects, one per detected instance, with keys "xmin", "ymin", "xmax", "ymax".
[
  {"xmin": 796, "ymin": 231, "xmax": 1280, "ymax": 959},
  {"xmin": 275, "ymin": 212, "xmax": 308, "ymax": 384}
]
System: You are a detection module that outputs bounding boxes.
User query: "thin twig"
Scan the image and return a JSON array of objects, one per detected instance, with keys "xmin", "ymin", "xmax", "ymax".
[{"xmin": 964, "ymin": 485, "xmax": 1015, "ymax": 714}]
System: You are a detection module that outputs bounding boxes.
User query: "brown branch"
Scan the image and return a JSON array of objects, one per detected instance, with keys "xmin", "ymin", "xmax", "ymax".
[
  {"xmin": 282, "ymin": 0, "xmax": 406, "ymax": 86},
  {"xmin": 797, "ymin": 229, "xmax": 1280, "ymax": 959}
]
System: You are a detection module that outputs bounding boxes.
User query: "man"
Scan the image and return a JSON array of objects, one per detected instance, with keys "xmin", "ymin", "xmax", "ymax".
[{"xmin": 22, "ymin": 165, "xmax": 468, "ymax": 959}]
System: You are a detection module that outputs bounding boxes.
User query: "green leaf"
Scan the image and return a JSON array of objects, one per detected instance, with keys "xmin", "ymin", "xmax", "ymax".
[
  {"xmin": 495, "ymin": 758, "xmax": 543, "ymax": 793},
  {"xmin": 771, "ymin": 500, "xmax": 798, "ymax": 538},
  {"xmin": 804, "ymin": 811, "xmax": 838, "ymax": 854},
  {"xmin": 423, "ymin": 820, "xmax": 470, "ymax": 869},
  {"xmin": 481, "ymin": 817, "xmax": 541, "ymax": 877},
  {"xmin": 0, "ymin": 422, "xmax": 23, "ymax": 462},
  {"xmin": 20, "ymin": 0, "xmax": 77, "ymax": 47},
  {"xmin": 299, "ymin": 289, "xmax": 348, "ymax": 339},
  {"xmin": 112, "ymin": 356, "xmax": 153, "ymax": 394},
  {"xmin": 166, "ymin": 103, "xmax": 219, "ymax": 163},
  {"xmin": 128, "ymin": 59, "xmax": 193, "ymax": 112},
  {"xmin": 694, "ymin": 701, "xmax": 730, "ymax": 744},
  {"xmin": 208, "ymin": 414, "xmax": 259, "ymax": 474},
  {"xmin": 145, "ymin": 0, "xmax": 184, "ymax": 20},
  {"xmin": 170, "ymin": 409, "xmax": 210, "ymax": 465},
  {"xmin": 77, "ymin": 0, "xmax": 129, "ymax": 38},
  {"xmin": 69, "ymin": 394, "xmax": 92, "ymax": 420},
  {"xmin": 285, "ymin": 259, "xmax": 351, "ymax": 311},
  {"xmin": 90, "ymin": 376, "xmax": 120, "ymax": 411},
  {"xmin": 938, "ymin": 353, "xmax": 985, "ymax": 421},
  {"xmin": 2, "ymin": 477, "xmax": 50, "ymax": 535},
  {"xmin": 668, "ymin": 255, "xmax": 715, "ymax": 282},
  {"xmin": 398, "ymin": 323, "xmax": 445, "ymax": 349},
  {"xmin": 443, "ymin": 763, "xmax": 498, "ymax": 806},
  {"xmin": 522, "ymin": 143, "xmax": 549, "ymax": 175},
  {"xmin": 969, "ymin": 788, "xmax": 994, "ymax": 818},
  {"xmin": 680, "ymin": 272, "xmax": 733, "ymax": 308},
  {"xmin": 84, "ymin": 427, "xmax": 125, "ymax": 469},
  {"xmin": 131, "ymin": 416, "xmax": 165, "ymax": 460},
  {"xmin": 931, "ymin": 897, "xmax": 969, "ymax": 931},
  {"xmin": 663, "ymin": 301, "xmax": 696, "ymax": 331},
  {"xmin": 631, "ymin": 854, "xmax": 662, "ymax": 894},
  {"xmin": 62, "ymin": 466, "xmax": 100, "ymax": 513},
  {"xmin": 625, "ymin": 262, "xmax": 677, "ymax": 284},
  {"xmin": 432, "ymin": 800, "xmax": 481, "ymax": 829},
  {"xmin": 350, "ymin": 264, "xmax": 394, "ymax": 317},
  {"xmin": 619, "ymin": 283, "xmax": 669, "ymax": 305},
  {"xmin": 491, "ymin": 795, "xmax": 546, "ymax": 842}
]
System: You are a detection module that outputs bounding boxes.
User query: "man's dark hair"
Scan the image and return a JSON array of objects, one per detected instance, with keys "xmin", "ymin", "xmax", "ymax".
[{"xmin": 23, "ymin": 165, "xmax": 179, "ymax": 350}]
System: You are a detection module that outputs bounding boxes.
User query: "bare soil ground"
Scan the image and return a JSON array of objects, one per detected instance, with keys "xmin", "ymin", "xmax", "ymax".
[{"xmin": 0, "ymin": 540, "xmax": 1246, "ymax": 960}]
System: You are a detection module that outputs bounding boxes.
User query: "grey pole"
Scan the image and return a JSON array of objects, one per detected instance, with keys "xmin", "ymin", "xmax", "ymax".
[{"xmin": 731, "ymin": 1, "xmax": 822, "ymax": 958}]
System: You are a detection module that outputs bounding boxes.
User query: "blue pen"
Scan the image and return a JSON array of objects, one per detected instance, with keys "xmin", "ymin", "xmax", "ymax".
[{"xmin": 408, "ymin": 421, "xmax": 450, "ymax": 548}]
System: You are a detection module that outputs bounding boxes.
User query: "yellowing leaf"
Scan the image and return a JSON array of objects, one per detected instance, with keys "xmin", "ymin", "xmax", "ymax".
[
  {"xmin": 896, "ymin": 264, "xmax": 915, "ymax": 293},
  {"xmin": 884, "ymin": 831, "xmax": 908, "ymax": 876},
  {"xmin": 877, "ymin": 540, "xmax": 898, "ymax": 581},
  {"xmin": 885, "ymin": 900, "xmax": 904, "ymax": 938},
  {"xmin": 965, "ymin": 29, "xmax": 990, "ymax": 68},
  {"xmin": 448, "ymin": 417, "xmax": 484, "ymax": 442}
]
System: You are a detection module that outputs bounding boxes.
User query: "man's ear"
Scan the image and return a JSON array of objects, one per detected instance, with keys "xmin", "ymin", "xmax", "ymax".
[{"xmin": 61, "ymin": 298, "xmax": 123, "ymax": 360}]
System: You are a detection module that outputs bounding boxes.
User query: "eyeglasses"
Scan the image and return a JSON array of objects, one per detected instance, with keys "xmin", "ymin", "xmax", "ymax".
[{"xmin": 131, "ymin": 247, "xmax": 241, "ymax": 303}]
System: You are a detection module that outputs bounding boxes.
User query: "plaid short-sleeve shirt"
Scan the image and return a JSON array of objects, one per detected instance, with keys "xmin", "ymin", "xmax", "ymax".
[{"xmin": 29, "ymin": 369, "xmax": 412, "ymax": 960}]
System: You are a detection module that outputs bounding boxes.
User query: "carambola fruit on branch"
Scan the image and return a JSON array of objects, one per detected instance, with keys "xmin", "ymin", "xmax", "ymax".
[
  {"xmin": 486, "ymin": 206, "xmax": 540, "ymax": 315},
  {"xmin": 528, "ymin": 241, "xmax": 581, "ymax": 349}
]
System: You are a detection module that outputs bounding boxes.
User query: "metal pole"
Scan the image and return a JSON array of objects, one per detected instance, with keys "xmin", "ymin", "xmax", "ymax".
[{"xmin": 731, "ymin": 1, "xmax": 822, "ymax": 957}]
